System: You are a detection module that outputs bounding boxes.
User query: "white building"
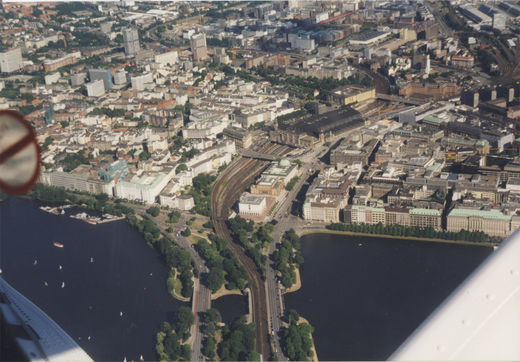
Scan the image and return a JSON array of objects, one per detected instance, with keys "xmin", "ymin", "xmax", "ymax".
[
  {"xmin": 44, "ymin": 72, "xmax": 61, "ymax": 85},
  {"xmin": 288, "ymin": 34, "xmax": 315, "ymax": 51},
  {"xmin": 0, "ymin": 48, "xmax": 23, "ymax": 73},
  {"xmin": 114, "ymin": 172, "xmax": 171, "ymax": 204},
  {"xmin": 113, "ymin": 69, "xmax": 128, "ymax": 85},
  {"xmin": 159, "ymin": 194, "xmax": 194, "ymax": 210},
  {"xmin": 86, "ymin": 80, "xmax": 105, "ymax": 97},
  {"xmin": 155, "ymin": 51, "xmax": 178, "ymax": 66},
  {"xmin": 40, "ymin": 171, "xmax": 114, "ymax": 196},
  {"xmin": 131, "ymin": 73, "xmax": 153, "ymax": 91},
  {"xmin": 238, "ymin": 193, "xmax": 266, "ymax": 218}
]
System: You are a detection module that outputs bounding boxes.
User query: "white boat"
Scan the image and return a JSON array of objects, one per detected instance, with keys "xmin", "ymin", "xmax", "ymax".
[
  {"xmin": 120, "ymin": 311, "xmax": 123, "ymax": 317},
  {"xmin": 61, "ymin": 282, "xmax": 65, "ymax": 288},
  {"xmin": 90, "ymin": 257, "xmax": 94, "ymax": 263},
  {"xmin": 59, "ymin": 265, "xmax": 63, "ymax": 270}
]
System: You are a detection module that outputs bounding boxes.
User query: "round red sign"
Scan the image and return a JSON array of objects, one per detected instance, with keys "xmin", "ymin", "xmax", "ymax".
[{"xmin": 0, "ymin": 110, "xmax": 41, "ymax": 195}]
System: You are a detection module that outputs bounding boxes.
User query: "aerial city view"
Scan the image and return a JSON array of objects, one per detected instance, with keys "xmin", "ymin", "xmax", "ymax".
[{"xmin": 0, "ymin": 0, "xmax": 519, "ymax": 361}]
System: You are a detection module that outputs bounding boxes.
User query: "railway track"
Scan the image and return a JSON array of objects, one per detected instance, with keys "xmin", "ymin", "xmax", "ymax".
[
  {"xmin": 210, "ymin": 143, "xmax": 290, "ymax": 359},
  {"xmin": 212, "ymin": 158, "xmax": 270, "ymax": 359}
]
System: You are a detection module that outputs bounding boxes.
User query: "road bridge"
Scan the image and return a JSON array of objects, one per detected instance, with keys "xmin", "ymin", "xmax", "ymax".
[
  {"xmin": 376, "ymin": 93, "xmax": 427, "ymax": 106},
  {"xmin": 240, "ymin": 149, "xmax": 277, "ymax": 161}
]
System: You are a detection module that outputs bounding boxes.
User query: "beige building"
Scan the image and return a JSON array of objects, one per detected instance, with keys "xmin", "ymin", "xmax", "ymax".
[
  {"xmin": 329, "ymin": 86, "xmax": 376, "ymax": 106},
  {"xmin": 303, "ymin": 199, "xmax": 343, "ymax": 223},
  {"xmin": 343, "ymin": 206, "xmax": 441, "ymax": 230},
  {"xmin": 447, "ymin": 208, "xmax": 512, "ymax": 237},
  {"xmin": 409, "ymin": 208, "xmax": 441, "ymax": 230},
  {"xmin": 223, "ymin": 126, "xmax": 253, "ymax": 149}
]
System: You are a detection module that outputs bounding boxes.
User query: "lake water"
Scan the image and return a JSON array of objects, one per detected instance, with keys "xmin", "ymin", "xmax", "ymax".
[
  {"xmin": 212, "ymin": 294, "xmax": 248, "ymax": 325},
  {"xmin": 284, "ymin": 233, "xmax": 492, "ymax": 361},
  {"xmin": 0, "ymin": 197, "xmax": 185, "ymax": 361}
]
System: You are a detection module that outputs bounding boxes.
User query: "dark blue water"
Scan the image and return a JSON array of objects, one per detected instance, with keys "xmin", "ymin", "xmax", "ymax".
[
  {"xmin": 212, "ymin": 294, "xmax": 248, "ymax": 325},
  {"xmin": 284, "ymin": 233, "xmax": 493, "ymax": 361},
  {"xmin": 0, "ymin": 197, "xmax": 185, "ymax": 361}
]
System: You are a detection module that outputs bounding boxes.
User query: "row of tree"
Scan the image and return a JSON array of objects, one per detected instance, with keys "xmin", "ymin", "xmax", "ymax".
[
  {"xmin": 228, "ymin": 217, "xmax": 270, "ymax": 278},
  {"xmin": 285, "ymin": 177, "xmax": 300, "ymax": 191},
  {"xmin": 28, "ymin": 184, "xmax": 134, "ymax": 217},
  {"xmin": 253, "ymin": 66, "xmax": 373, "ymax": 100},
  {"xmin": 126, "ymin": 215, "xmax": 194, "ymax": 298},
  {"xmin": 327, "ymin": 222, "xmax": 501, "ymax": 243},
  {"xmin": 272, "ymin": 229, "xmax": 304, "ymax": 288}
]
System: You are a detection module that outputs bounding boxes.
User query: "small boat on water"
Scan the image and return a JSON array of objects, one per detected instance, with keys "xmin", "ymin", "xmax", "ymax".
[
  {"xmin": 59, "ymin": 265, "xmax": 63, "ymax": 270},
  {"xmin": 61, "ymin": 282, "xmax": 65, "ymax": 288},
  {"xmin": 120, "ymin": 311, "xmax": 123, "ymax": 317},
  {"xmin": 90, "ymin": 257, "xmax": 94, "ymax": 263},
  {"xmin": 33, "ymin": 260, "xmax": 38, "ymax": 265},
  {"xmin": 86, "ymin": 219, "xmax": 97, "ymax": 225},
  {"xmin": 53, "ymin": 242, "xmax": 64, "ymax": 248}
]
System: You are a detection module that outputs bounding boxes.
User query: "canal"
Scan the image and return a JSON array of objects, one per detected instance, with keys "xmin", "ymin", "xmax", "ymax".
[{"xmin": 284, "ymin": 233, "xmax": 492, "ymax": 361}]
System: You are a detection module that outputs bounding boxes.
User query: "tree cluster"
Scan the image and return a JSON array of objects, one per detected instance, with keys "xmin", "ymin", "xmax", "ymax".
[
  {"xmin": 168, "ymin": 210, "xmax": 181, "ymax": 224},
  {"xmin": 201, "ymin": 308, "xmax": 222, "ymax": 360},
  {"xmin": 189, "ymin": 173, "xmax": 217, "ymax": 216},
  {"xmin": 58, "ymin": 150, "xmax": 89, "ymax": 172},
  {"xmin": 146, "ymin": 206, "xmax": 160, "ymax": 217},
  {"xmin": 156, "ymin": 306, "xmax": 194, "ymax": 361},
  {"xmin": 282, "ymin": 310, "xmax": 314, "ymax": 361},
  {"xmin": 195, "ymin": 233, "xmax": 248, "ymax": 292},
  {"xmin": 88, "ymin": 107, "xmax": 126, "ymax": 118},
  {"xmin": 218, "ymin": 317, "xmax": 260, "ymax": 361}
]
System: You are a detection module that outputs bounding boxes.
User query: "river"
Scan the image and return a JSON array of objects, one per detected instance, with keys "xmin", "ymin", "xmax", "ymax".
[
  {"xmin": 284, "ymin": 233, "xmax": 493, "ymax": 361},
  {"xmin": 0, "ymin": 197, "xmax": 184, "ymax": 361}
]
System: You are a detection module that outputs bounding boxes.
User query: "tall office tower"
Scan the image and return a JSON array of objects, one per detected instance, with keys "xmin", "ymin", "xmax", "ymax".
[
  {"xmin": 0, "ymin": 48, "xmax": 23, "ymax": 73},
  {"xmin": 88, "ymin": 68, "xmax": 113, "ymax": 90},
  {"xmin": 191, "ymin": 33, "xmax": 208, "ymax": 62},
  {"xmin": 123, "ymin": 27, "xmax": 140, "ymax": 56},
  {"xmin": 493, "ymin": 13, "xmax": 506, "ymax": 31},
  {"xmin": 86, "ymin": 80, "xmax": 105, "ymax": 97},
  {"xmin": 424, "ymin": 54, "xmax": 431, "ymax": 75}
]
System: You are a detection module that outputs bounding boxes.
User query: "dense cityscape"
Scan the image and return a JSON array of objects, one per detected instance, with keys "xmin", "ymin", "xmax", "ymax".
[{"xmin": 1, "ymin": 0, "xmax": 520, "ymax": 360}]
